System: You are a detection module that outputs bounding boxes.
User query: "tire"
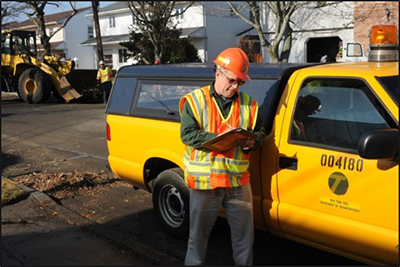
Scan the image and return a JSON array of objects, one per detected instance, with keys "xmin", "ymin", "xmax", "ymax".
[
  {"xmin": 18, "ymin": 68, "xmax": 51, "ymax": 103},
  {"xmin": 152, "ymin": 168, "xmax": 189, "ymax": 239}
]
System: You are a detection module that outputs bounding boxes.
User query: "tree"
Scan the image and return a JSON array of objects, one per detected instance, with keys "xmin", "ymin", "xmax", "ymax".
[
  {"xmin": 5, "ymin": 1, "xmax": 78, "ymax": 56},
  {"xmin": 91, "ymin": 0, "xmax": 103, "ymax": 63},
  {"xmin": 123, "ymin": 1, "xmax": 194, "ymax": 63},
  {"xmin": 120, "ymin": 26, "xmax": 201, "ymax": 64},
  {"xmin": 228, "ymin": 1, "xmax": 339, "ymax": 63},
  {"xmin": 26, "ymin": 2, "xmax": 78, "ymax": 56},
  {"xmin": 1, "ymin": 2, "xmax": 27, "ymax": 26}
]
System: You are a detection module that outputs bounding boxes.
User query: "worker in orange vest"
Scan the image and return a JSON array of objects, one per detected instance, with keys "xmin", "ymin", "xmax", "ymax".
[
  {"xmin": 179, "ymin": 47, "xmax": 266, "ymax": 265},
  {"xmin": 97, "ymin": 60, "xmax": 113, "ymax": 103}
]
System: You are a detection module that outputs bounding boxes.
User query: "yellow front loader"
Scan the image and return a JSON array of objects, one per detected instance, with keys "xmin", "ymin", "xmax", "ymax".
[{"xmin": 1, "ymin": 30, "xmax": 82, "ymax": 103}]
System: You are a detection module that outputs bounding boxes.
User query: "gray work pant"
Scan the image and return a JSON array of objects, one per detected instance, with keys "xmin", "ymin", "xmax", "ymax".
[{"xmin": 185, "ymin": 183, "xmax": 254, "ymax": 266}]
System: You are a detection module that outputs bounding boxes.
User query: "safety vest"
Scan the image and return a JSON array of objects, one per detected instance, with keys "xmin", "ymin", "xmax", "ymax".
[
  {"xmin": 179, "ymin": 85, "xmax": 258, "ymax": 190},
  {"xmin": 97, "ymin": 67, "xmax": 111, "ymax": 83}
]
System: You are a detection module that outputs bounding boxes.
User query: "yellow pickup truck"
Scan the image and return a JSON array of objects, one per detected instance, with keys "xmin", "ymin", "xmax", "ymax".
[{"xmin": 105, "ymin": 25, "xmax": 398, "ymax": 265}]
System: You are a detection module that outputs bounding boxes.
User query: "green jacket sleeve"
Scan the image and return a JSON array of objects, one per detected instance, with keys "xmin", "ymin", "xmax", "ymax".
[
  {"xmin": 180, "ymin": 100, "xmax": 218, "ymax": 149},
  {"xmin": 180, "ymin": 99, "xmax": 266, "ymax": 151}
]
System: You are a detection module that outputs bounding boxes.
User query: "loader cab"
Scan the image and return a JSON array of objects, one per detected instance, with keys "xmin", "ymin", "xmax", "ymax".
[{"xmin": 1, "ymin": 30, "xmax": 37, "ymax": 56}]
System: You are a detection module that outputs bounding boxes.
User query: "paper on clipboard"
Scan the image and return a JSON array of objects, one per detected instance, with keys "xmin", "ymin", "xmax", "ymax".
[{"xmin": 202, "ymin": 128, "xmax": 258, "ymax": 152}]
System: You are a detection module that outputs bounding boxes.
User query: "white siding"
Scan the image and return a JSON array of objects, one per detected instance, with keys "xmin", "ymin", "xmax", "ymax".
[
  {"xmin": 92, "ymin": 1, "xmax": 252, "ymax": 69},
  {"xmin": 203, "ymin": 2, "xmax": 250, "ymax": 63},
  {"xmin": 259, "ymin": 2, "xmax": 357, "ymax": 63},
  {"xmin": 64, "ymin": 9, "xmax": 95, "ymax": 69},
  {"xmin": 48, "ymin": 26, "xmax": 64, "ymax": 42},
  {"xmin": 99, "ymin": 12, "xmax": 133, "ymax": 36},
  {"xmin": 175, "ymin": 3, "xmax": 204, "ymax": 28}
]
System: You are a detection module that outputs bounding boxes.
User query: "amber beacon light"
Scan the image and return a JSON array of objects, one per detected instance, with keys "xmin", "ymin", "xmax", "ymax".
[{"xmin": 368, "ymin": 25, "xmax": 398, "ymax": 62}]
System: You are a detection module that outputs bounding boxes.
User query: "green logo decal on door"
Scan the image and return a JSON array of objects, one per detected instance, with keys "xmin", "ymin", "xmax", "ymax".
[{"xmin": 328, "ymin": 172, "xmax": 348, "ymax": 195}]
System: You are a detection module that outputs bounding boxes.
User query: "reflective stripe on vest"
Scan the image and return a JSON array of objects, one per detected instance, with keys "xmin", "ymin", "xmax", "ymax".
[
  {"xmin": 179, "ymin": 85, "xmax": 258, "ymax": 190},
  {"xmin": 97, "ymin": 67, "xmax": 111, "ymax": 83}
]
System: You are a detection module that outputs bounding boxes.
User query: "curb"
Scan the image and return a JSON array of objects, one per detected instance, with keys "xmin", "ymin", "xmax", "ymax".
[{"xmin": 6, "ymin": 178, "xmax": 182, "ymax": 266}]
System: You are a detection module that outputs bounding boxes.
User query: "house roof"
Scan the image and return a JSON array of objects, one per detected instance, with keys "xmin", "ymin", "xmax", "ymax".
[
  {"xmin": 9, "ymin": 7, "xmax": 91, "ymax": 29},
  {"xmin": 98, "ymin": 2, "xmax": 128, "ymax": 13},
  {"xmin": 80, "ymin": 34, "xmax": 131, "ymax": 46},
  {"xmin": 181, "ymin": 27, "xmax": 205, "ymax": 38},
  {"xmin": 89, "ymin": 1, "xmax": 196, "ymax": 15}
]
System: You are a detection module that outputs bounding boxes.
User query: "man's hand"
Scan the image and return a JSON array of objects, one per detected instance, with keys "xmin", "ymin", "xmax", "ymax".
[{"xmin": 237, "ymin": 138, "xmax": 254, "ymax": 150}]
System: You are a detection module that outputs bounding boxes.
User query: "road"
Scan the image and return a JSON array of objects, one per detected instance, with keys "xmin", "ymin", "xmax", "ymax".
[{"xmin": 1, "ymin": 94, "xmax": 365, "ymax": 265}]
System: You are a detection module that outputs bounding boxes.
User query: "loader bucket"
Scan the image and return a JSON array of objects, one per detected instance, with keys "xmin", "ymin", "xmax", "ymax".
[
  {"xmin": 65, "ymin": 69, "xmax": 101, "ymax": 101},
  {"xmin": 59, "ymin": 76, "xmax": 82, "ymax": 102}
]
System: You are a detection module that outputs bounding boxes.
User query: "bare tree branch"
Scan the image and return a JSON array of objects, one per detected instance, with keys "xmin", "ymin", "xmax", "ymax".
[
  {"xmin": 123, "ymin": 1, "xmax": 194, "ymax": 63},
  {"xmin": 50, "ymin": 3, "xmax": 77, "ymax": 39},
  {"xmin": 15, "ymin": 1, "xmax": 79, "ymax": 56}
]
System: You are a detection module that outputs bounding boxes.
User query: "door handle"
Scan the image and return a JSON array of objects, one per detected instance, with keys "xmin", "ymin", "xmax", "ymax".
[{"xmin": 279, "ymin": 157, "xmax": 298, "ymax": 170}]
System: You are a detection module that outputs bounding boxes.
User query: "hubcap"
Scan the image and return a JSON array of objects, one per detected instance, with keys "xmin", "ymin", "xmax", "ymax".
[
  {"xmin": 24, "ymin": 79, "xmax": 37, "ymax": 95},
  {"xmin": 159, "ymin": 185, "xmax": 185, "ymax": 228}
]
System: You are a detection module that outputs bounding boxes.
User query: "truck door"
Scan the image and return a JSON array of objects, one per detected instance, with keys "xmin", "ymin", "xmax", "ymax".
[{"xmin": 275, "ymin": 75, "xmax": 398, "ymax": 265}]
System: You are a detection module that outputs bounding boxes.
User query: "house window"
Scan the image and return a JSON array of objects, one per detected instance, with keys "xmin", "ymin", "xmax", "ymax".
[
  {"xmin": 175, "ymin": 7, "xmax": 183, "ymax": 22},
  {"xmin": 132, "ymin": 15, "xmax": 137, "ymax": 26},
  {"xmin": 104, "ymin": 55, "xmax": 113, "ymax": 68},
  {"xmin": 109, "ymin": 16, "xmax": 116, "ymax": 28},
  {"xmin": 88, "ymin": 26, "xmax": 93, "ymax": 39},
  {"xmin": 49, "ymin": 27, "xmax": 54, "ymax": 35},
  {"xmin": 118, "ymin": 49, "xmax": 128, "ymax": 63}
]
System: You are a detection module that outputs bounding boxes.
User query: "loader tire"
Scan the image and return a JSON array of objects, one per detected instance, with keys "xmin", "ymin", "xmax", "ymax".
[{"xmin": 18, "ymin": 68, "xmax": 51, "ymax": 104}]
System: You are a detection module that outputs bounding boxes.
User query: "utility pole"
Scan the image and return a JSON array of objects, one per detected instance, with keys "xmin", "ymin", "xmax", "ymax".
[{"xmin": 91, "ymin": 0, "xmax": 103, "ymax": 64}]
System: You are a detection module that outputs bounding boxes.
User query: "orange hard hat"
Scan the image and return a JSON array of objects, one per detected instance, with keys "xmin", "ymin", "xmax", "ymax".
[{"xmin": 213, "ymin": 47, "xmax": 251, "ymax": 81}]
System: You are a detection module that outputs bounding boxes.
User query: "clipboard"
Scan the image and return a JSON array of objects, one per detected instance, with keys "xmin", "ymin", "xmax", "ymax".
[{"xmin": 202, "ymin": 128, "xmax": 258, "ymax": 152}]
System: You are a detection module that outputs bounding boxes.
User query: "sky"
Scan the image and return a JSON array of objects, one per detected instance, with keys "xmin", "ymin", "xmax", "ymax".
[{"xmin": 14, "ymin": 1, "xmax": 114, "ymax": 22}]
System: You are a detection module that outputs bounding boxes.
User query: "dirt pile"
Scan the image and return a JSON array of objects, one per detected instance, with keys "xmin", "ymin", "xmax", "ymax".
[{"xmin": 13, "ymin": 171, "xmax": 119, "ymax": 200}]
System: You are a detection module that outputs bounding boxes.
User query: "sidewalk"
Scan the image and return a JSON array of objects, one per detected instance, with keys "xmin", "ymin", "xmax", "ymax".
[
  {"xmin": 1, "ymin": 92, "xmax": 19, "ymax": 101},
  {"xmin": 1, "ymin": 178, "xmax": 182, "ymax": 266}
]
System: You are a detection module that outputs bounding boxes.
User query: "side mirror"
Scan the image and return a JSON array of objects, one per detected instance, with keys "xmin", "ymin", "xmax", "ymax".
[{"xmin": 357, "ymin": 129, "xmax": 399, "ymax": 160}]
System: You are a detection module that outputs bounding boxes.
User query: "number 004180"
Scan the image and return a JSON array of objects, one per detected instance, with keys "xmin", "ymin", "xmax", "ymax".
[{"xmin": 321, "ymin": 154, "xmax": 363, "ymax": 172}]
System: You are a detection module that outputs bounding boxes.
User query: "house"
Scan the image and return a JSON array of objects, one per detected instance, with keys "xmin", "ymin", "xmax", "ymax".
[
  {"xmin": 236, "ymin": 1, "xmax": 398, "ymax": 63},
  {"xmin": 81, "ymin": 2, "xmax": 252, "ymax": 70},
  {"xmin": 8, "ymin": 7, "xmax": 96, "ymax": 69}
]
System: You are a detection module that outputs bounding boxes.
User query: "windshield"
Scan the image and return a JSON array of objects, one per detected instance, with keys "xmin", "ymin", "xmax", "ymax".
[
  {"xmin": 376, "ymin": 75, "xmax": 399, "ymax": 104},
  {"xmin": 11, "ymin": 31, "xmax": 37, "ymax": 56}
]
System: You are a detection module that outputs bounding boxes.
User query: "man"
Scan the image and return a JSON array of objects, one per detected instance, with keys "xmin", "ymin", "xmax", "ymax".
[
  {"xmin": 179, "ymin": 47, "xmax": 266, "ymax": 266},
  {"xmin": 12, "ymin": 39, "xmax": 23, "ymax": 54},
  {"xmin": 292, "ymin": 95, "xmax": 321, "ymax": 140},
  {"xmin": 96, "ymin": 60, "xmax": 113, "ymax": 103}
]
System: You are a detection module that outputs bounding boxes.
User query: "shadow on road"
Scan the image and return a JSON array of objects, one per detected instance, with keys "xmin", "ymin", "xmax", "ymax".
[{"xmin": 1, "ymin": 152, "xmax": 21, "ymax": 173}]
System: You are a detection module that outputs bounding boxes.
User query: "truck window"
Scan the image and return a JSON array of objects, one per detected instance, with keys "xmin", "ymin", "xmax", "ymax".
[
  {"xmin": 1, "ymin": 33, "xmax": 10, "ymax": 54},
  {"xmin": 290, "ymin": 78, "xmax": 395, "ymax": 151},
  {"xmin": 130, "ymin": 80, "xmax": 211, "ymax": 121},
  {"xmin": 107, "ymin": 77, "xmax": 137, "ymax": 115},
  {"xmin": 136, "ymin": 82, "xmax": 197, "ymax": 112}
]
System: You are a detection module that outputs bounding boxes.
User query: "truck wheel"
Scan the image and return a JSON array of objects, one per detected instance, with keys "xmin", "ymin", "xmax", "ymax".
[
  {"xmin": 152, "ymin": 168, "xmax": 189, "ymax": 239},
  {"xmin": 18, "ymin": 68, "xmax": 51, "ymax": 103}
]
